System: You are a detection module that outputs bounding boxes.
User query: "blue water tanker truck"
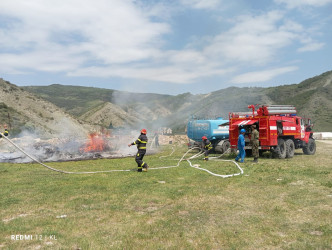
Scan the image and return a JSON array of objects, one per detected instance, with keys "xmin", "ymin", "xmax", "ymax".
[{"xmin": 187, "ymin": 118, "xmax": 230, "ymax": 153}]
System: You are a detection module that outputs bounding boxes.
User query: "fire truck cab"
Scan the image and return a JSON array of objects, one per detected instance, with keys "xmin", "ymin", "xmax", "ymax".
[{"xmin": 229, "ymin": 105, "xmax": 316, "ymax": 158}]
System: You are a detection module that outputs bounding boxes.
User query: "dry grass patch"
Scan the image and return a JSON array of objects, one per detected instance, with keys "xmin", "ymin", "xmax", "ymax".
[{"xmin": 0, "ymin": 142, "xmax": 331, "ymax": 249}]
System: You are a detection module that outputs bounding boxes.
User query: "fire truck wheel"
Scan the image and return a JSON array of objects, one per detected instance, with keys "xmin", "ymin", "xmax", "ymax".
[
  {"xmin": 303, "ymin": 138, "xmax": 316, "ymax": 155},
  {"xmin": 285, "ymin": 139, "xmax": 295, "ymax": 158},
  {"xmin": 273, "ymin": 138, "xmax": 287, "ymax": 159},
  {"xmin": 222, "ymin": 141, "xmax": 230, "ymax": 153}
]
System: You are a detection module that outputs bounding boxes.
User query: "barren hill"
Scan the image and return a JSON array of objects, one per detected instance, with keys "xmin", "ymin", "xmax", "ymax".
[
  {"xmin": 79, "ymin": 102, "xmax": 140, "ymax": 128},
  {"xmin": 0, "ymin": 79, "xmax": 91, "ymax": 137}
]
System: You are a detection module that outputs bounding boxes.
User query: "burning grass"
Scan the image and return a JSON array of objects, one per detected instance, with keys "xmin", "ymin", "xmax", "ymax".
[
  {"xmin": 0, "ymin": 142, "xmax": 331, "ymax": 249},
  {"xmin": 0, "ymin": 132, "xmax": 134, "ymax": 163},
  {"xmin": 80, "ymin": 132, "xmax": 110, "ymax": 153}
]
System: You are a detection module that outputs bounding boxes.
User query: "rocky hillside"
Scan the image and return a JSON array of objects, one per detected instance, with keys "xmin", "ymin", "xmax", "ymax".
[
  {"xmin": 79, "ymin": 102, "xmax": 140, "ymax": 128},
  {"xmin": 22, "ymin": 84, "xmax": 199, "ymax": 132},
  {"xmin": 0, "ymin": 79, "xmax": 91, "ymax": 138},
  {"xmin": 2, "ymin": 70, "xmax": 331, "ymax": 135}
]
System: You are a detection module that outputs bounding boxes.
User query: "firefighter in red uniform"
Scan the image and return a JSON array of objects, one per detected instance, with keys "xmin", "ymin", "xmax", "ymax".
[
  {"xmin": 202, "ymin": 136, "xmax": 213, "ymax": 161},
  {"xmin": 128, "ymin": 129, "xmax": 149, "ymax": 172}
]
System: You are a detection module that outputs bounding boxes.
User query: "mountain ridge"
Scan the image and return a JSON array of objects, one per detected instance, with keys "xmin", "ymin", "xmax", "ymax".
[{"xmin": 1, "ymin": 70, "xmax": 331, "ymax": 136}]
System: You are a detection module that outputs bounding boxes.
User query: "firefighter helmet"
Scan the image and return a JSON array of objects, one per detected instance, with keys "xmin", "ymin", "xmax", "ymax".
[
  {"xmin": 141, "ymin": 129, "xmax": 147, "ymax": 134},
  {"xmin": 202, "ymin": 136, "xmax": 207, "ymax": 140}
]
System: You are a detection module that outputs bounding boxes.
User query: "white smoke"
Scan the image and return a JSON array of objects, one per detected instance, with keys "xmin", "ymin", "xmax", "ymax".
[
  {"xmin": 0, "ymin": 90, "xmax": 167, "ymax": 163},
  {"xmin": 0, "ymin": 128, "xmax": 139, "ymax": 163}
]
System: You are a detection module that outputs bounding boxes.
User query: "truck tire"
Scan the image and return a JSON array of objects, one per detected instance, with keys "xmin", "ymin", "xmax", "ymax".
[
  {"xmin": 214, "ymin": 139, "xmax": 223, "ymax": 153},
  {"xmin": 273, "ymin": 138, "xmax": 286, "ymax": 159},
  {"xmin": 214, "ymin": 140, "xmax": 230, "ymax": 154},
  {"xmin": 285, "ymin": 139, "xmax": 295, "ymax": 158},
  {"xmin": 303, "ymin": 138, "xmax": 316, "ymax": 155},
  {"xmin": 222, "ymin": 140, "xmax": 230, "ymax": 153}
]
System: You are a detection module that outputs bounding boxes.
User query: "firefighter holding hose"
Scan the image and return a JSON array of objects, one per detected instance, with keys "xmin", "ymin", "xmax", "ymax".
[
  {"xmin": 128, "ymin": 129, "xmax": 149, "ymax": 172},
  {"xmin": 202, "ymin": 136, "xmax": 213, "ymax": 161}
]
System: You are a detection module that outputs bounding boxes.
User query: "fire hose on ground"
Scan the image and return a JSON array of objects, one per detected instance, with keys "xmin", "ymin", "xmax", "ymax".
[{"xmin": 0, "ymin": 133, "xmax": 243, "ymax": 178}]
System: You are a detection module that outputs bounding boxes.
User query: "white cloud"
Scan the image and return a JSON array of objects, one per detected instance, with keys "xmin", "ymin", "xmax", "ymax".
[
  {"xmin": 275, "ymin": 0, "xmax": 332, "ymax": 8},
  {"xmin": 0, "ymin": 0, "xmax": 234, "ymax": 84},
  {"xmin": 298, "ymin": 42, "xmax": 325, "ymax": 52},
  {"xmin": 297, "ymin": 37, "xmax": 325, "ymax": 52},
  {"xmin": 0, "ymin": 0, "xmax": 328, "ymax": 89},
  {"xmin": 0, "ymin": 0, "xmax": 170, "ymax": 68},
  {"xmin": 69, "ymin": 62, "xmax": 235, "ymax": 84},
  {"xmin": 203, "ymin": 11, "xmax": 303, "ymax": 65},
  {"xmin": 168, "ymin": 50, "xmax": 206, "ymax": 64},
  {"xmin": 202, "ymin": 10, "xmax": 326, "ymax": 67},
  {"xmin": 231, "ymin": 66, "xmax": 299, "ymax": 84},
  {"xmin": 0, "ymin": 49, "xmax": 85, "ymax": 72},
  {"xmin": 180, "ymin": 0, "xmax": 222, "ymax": 9}
]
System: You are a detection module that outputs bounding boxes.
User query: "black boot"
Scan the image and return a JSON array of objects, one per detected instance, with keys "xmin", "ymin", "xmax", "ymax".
[{"xmin": 143, "ymin": 164, "xmax": 148, "ymax": 172}]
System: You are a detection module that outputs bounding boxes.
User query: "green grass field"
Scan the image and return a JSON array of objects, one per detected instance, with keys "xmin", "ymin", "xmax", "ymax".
[{"xmin": 1, "ymin": 142, "xmax": 332, "ymax": 249}]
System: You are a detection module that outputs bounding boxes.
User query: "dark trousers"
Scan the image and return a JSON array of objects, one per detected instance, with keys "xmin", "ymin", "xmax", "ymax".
[
  {"xmin": 135, "ymin": 150, "xmax": 147, "ymax": 171},
  {"xmin": 204, "ymin": 149, "xmax": 211, "ymax": 160}
]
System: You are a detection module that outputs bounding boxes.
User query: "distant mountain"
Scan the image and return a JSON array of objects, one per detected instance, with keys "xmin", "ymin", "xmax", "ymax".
[
  {"xmin": 1, "ymin": 70, "xmax": 330, "ymax": 136},
  {"xmin": 265, "ymin": 70, "xmax": 332, "ymax": 132},
  {"xmin": 161, "ymin": 70, "xmax": 332, "ymax": 132},
  {"xmin": 21, "ymin": 84, "xmax": 201, "ymax": 132}
]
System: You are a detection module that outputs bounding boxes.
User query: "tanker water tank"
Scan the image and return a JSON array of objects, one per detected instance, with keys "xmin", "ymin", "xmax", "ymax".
[{"xmin": 187, "ymin": 118, "xmax": 229, "ymax": 141}]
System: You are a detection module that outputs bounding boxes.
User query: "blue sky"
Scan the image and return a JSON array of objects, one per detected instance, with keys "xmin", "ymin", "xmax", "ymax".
[{"xmin": 0, "ymin": 0, "xmax": 331, "ymax": 95}]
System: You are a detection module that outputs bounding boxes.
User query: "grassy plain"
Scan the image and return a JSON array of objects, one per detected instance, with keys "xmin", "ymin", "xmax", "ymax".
[{"xmin": 1, "ymin": 141, "xmax": 331, "ymax": 249}]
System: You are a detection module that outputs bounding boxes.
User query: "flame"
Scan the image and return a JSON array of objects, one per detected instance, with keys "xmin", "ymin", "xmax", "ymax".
[{"xmin": 81, "ymin": 132, "xmax": 108, "ymax": 153}]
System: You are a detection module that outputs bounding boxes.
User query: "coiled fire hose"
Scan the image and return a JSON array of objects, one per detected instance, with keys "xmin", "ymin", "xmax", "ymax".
[
  {"xmin": 0, "ymin": 133, "xmax": 243, "ymax": 178},
  {"xmin": 187, "ymin": 148, "xmax": 244, "ymax": 178}
]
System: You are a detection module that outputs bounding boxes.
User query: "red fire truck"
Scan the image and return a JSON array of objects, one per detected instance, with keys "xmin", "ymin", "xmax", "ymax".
[{"xmin": 229, "ymin": 105, "xmax": 316, "ymax": 158}]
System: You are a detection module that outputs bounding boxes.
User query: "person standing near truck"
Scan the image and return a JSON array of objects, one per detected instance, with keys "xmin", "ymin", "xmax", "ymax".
[
  {"xmin": 235, "ymin": 128, "xmax": 246, "ymax": 163},
  {"xmin": 250, "ymin": 124, "xmax": 259, "ymax": 163}
]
